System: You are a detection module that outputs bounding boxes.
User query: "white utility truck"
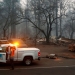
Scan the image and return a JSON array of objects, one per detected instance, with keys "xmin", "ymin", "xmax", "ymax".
[{"xmin": 0, "ymin": 44, "xmax": 40, "ymax": 65}]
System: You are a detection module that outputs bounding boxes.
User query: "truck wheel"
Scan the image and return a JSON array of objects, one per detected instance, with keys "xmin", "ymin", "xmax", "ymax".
[{"xmin": 23, "ymin": 57, "xmax": 32, "ymax": 66}]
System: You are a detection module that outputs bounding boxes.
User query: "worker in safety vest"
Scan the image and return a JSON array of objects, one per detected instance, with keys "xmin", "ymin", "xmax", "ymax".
[{"xmin": 9, "ymin": 46, "xmax": 16, "ymax": 70}]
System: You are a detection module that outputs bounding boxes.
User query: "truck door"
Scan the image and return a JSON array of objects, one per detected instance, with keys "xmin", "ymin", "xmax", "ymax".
[
  {"xmin": 14, "ymin": 48, "xmax": 18, "ymax": 61},
  {"xmin": 0, "ymin": 47, "xmax": 6, "ymax": 63}
]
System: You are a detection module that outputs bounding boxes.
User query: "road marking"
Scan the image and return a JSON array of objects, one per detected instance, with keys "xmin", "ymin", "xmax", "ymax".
[
  {"xmin": 1, "ymin": 65, "xmax": 75, "ymax": 70},
  {"xmin": 0, "ymin": 69, "xmax": 9, "ymax": 70},
  {"xmin": 16, "ymin": 65, "xmax": 75, "ymax": 70}
]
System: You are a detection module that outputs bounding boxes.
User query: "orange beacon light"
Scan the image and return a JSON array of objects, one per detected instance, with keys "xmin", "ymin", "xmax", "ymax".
[{"xmin": 13, "ymin": 42, "xmax": 19, "ymax": 47}]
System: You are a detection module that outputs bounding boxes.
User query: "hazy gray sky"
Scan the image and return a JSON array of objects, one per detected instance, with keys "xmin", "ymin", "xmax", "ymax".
[{"xmin": 20, "ymin": 0, "xmax": 27, "ymax": 8}]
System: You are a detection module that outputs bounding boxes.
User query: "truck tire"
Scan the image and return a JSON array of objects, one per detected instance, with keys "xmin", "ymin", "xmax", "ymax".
[{"xmin": 23, "ymin": 57, "xmax": 32, "ymax": 66}]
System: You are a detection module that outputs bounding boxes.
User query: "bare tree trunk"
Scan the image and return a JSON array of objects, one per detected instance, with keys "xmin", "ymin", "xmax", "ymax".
[
  {"xmin": 46, "ymin": 35, "xmax": 50, "ymax": 45},
  {"xmin": 3, "ymin": 29, "xmax": 6, "ymax": 37},
  {"xmin": 70, "ymin": 31, "xmax": 74, "ymax": 39}
]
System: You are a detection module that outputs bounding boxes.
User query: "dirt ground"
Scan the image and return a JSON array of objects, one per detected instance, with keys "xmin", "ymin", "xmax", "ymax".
[
  {"xmin": 36, "ymin": 45, "xmax": 75, "ymax": 59},
  {"xmin": 26, "ymin": 39, "xmax": 75, "ymax": 59}
]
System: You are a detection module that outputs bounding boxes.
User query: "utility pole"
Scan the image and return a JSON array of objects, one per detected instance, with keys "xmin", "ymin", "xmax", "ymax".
[
  {"xmin": 55, "ymin": 0, "xmax": 58, "ymax": 41},
  {"xmin": 25, "ymin": 0, "xmax": 29, "ymax": 37},
  {"xmin": 34, "ymin": 0, "xmax": 37, "ymax": 46},
  {"xmin": 11, "ymin": 0, "xmax": 16, "ymax": 38},
  {"xmin": 38, "ymin": 0, "xmax": 41, "ymax": 38},
  {"xmin": 60, "ymin": 2, "xmax": 62, "ymax": 37}
]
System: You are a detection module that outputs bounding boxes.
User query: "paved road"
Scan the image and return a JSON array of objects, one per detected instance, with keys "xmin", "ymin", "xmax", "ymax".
[
  {"xmin": 0, "ymin": 57, "xmax": 75, "ymax": 69},
  {"xmin": 0, "ymin": 66, "xmax": 75, "ymax": 75},
  {"xmin": 0, "ymin": 57, "xmax": 75, "ymax": 75}
]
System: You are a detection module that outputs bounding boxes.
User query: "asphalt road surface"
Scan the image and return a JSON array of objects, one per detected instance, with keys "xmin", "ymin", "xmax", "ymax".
[
  {"xmin": 0, "ymin": 57, "xmax": 75, "ymax": 75},
  {"xmin": 0, "ymin": 57, "xmax": 75, "ymax": 69},
  {"xmin": 0, "ymin": 66, "xmax": 75, "ymax": 75}
]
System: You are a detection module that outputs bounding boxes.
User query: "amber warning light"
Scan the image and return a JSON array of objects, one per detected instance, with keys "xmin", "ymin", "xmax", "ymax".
[{"xmin": 13, "ymin": 42, "xmax": 19, "ymax": 47}]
